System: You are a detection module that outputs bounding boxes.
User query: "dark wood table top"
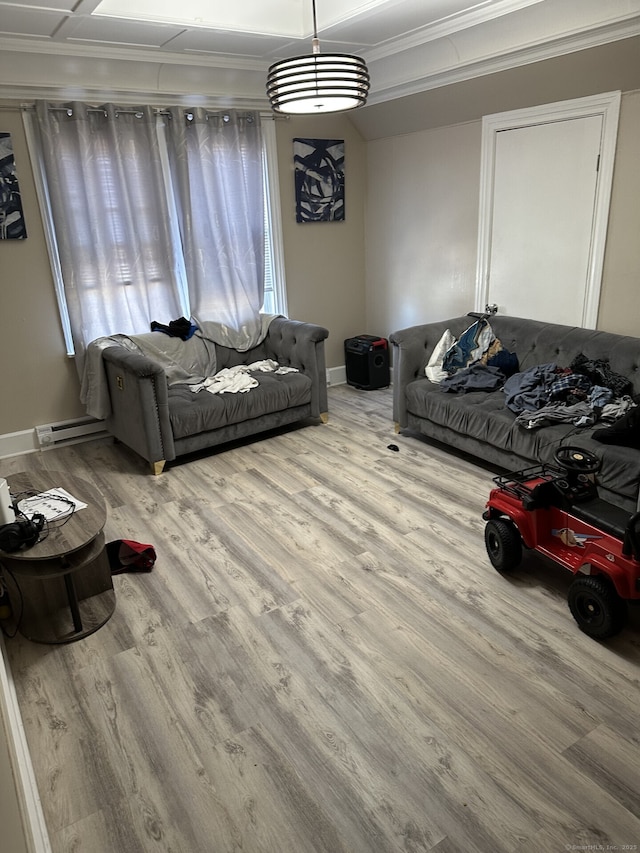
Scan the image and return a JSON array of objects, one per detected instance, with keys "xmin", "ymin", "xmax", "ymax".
[{"xmin": 2, "ymin": 471, "xmax": 106, "ymax": 561}]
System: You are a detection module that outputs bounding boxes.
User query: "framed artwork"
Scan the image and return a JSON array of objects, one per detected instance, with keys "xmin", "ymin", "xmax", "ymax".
[
  {"xmin": 293, "ymin": 138, "xmax": 344, "ymax": 223},
  {"xmin": 0, "ymin": 132, "xmax": 27, "ymax": 239}
]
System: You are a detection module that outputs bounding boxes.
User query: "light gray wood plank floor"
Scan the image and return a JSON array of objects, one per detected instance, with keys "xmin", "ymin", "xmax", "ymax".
[{"xmin": 1, "ymin": 385, "xmax": 640, "ymax": 853}]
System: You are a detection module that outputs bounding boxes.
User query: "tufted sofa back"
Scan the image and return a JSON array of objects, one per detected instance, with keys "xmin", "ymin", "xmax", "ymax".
[
  {"xmin": 489, "ymin": 315, "xmax": 640, "ymax": 394},
  {"xmin": 390, "ymin": 314, "xmax": 640, "ymax": 400}
]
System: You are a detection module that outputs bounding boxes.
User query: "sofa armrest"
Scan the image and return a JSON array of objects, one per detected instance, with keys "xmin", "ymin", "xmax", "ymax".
[
  {"xmin": 390, "ymin": 320, "xmax": 462, "ymax": 428},
  {"xmin": 264, "ymin": 318, "xmax": 329, "ymax": 417},
  {"xmin": 102, "ymin": 346, "xmax": 176, "ymax": 466}
]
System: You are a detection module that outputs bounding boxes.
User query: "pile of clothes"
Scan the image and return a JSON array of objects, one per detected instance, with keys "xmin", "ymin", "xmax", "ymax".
[
  {"xmin": 505, "ymin": 360, "xmax": 635, "ymax": 430},
  {"xmin": 426, "ymin": 317, "xmax": 519, "ymax": 390},
  {"xmin": 426, "ymin": 317, "xmax": 638, "ymax": 436},
  {"xmin": 188, "ymin": 359, "xmax": 298, "ymax": 395}
]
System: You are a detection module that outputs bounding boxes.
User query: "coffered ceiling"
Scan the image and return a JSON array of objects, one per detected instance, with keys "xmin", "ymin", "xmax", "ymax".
[
  {"xmin": 0, "ymin": 0, "xmax": 550, "ymax": 56},
  {"xmin": 0, "ymin": 0, "xmax": 639, "ymax": 106}
]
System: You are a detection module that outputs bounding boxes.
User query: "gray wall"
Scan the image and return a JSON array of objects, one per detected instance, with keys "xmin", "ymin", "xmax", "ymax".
[
  {"xmin": 0, "ymin": 108, "xmax": 82, "ymax": 436},
  {"xmin": 276, "ymin": 116, "xmax": 367, "ymax": 369}
]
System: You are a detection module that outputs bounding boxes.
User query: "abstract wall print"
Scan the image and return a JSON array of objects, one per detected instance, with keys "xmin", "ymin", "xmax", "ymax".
[
  {"xmin": 0, "ymin": 133, "xmax": 27, "ymax": 239},
  {"xmin": 294, "ymin": 138, "xmax": 344, "ymax": 223}
]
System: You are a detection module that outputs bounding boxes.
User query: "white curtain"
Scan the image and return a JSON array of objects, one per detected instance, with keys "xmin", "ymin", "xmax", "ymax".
[
  {"xmin": 33, "ymin": 102, "xmax": 267, "ymax": 368},
  {"xmin": 34, "ymin": 102, "xmax": 186, "ymax": 370},
  {"xmin": 166, "ymin": 108, "xmax": 265, "ymax": 350}
]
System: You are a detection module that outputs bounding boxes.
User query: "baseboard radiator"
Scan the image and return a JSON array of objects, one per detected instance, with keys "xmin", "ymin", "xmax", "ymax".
[{"xmin": 34, "ymin": 416, "xmax": 108, "ymax": 450}]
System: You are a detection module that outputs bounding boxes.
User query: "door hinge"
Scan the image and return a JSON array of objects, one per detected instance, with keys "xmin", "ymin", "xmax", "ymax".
[{"xmin": 596, "ymin": 154, "xmax": 600, "ymax": 172}]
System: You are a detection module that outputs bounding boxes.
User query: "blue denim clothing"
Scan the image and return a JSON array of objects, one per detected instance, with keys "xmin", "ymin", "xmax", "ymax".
[
  {"xmin": 440, "ymin": 364, "xmax": 505, "ymax": 393},
  {"xmin": 589, "ymin": 385, "xmax": 614, "ymax": 409},
  {"xmin": 503, "ymin": 363, "xmax": 558, "ymax": 414},
  {"xmin": 442, "ymin": 319, "xmax": 490, "ymax": 374}
]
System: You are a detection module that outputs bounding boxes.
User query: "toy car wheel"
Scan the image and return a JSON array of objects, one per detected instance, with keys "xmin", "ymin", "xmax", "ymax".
[
  {"xmin": 484, "ymin": 519, "xmax": 522, "ymax": 572},
  {"xmin": 567, "ymin": 576, "xmax": 626, "ymax": 639}
]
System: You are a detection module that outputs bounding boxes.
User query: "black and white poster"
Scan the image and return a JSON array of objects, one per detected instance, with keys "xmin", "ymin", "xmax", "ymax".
[
  {"xmin": 294, "ymin": 138, "xmax": 344, "ymax": 223},
  {"xmin": 0, "ymin": 132, "xmax": 27, "ymax": 239}
]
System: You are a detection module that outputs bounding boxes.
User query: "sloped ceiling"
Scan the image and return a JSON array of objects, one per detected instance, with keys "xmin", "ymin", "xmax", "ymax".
[{"xmin": 0, "ymin": 0, "xmax": 639, "ymax": 107}]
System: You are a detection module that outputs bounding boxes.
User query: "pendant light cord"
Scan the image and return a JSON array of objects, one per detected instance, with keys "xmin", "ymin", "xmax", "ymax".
[{"xmin": 311, "ymin": 0, "xmax": 320, "ymax": 54}]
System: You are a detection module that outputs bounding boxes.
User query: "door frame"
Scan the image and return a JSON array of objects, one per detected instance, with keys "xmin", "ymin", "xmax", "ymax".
[{"xmin": 475, "ymin": 90, "xmax": 621, "ymax": 328}]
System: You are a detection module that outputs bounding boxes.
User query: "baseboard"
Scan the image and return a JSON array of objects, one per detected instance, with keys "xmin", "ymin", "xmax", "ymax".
[
  {"xmin": 326, "ymin": 365, "xmax": 393, "ymax": 389},
  {"xmin": 326, "ymin": 365, "xmax": 347, "ymax": 387},
  {"xmin": 0, "ymin": 430, "xmax": 38, "ymax": 461},
  {"xmin": 0, "ymin": 636, "xmax": 52, "ymax": 853}
]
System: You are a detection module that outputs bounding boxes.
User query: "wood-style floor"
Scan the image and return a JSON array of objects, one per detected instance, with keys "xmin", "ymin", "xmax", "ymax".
[{"xmin": 2, "ymin": 384, "xmax": 640, "ymax": 853}]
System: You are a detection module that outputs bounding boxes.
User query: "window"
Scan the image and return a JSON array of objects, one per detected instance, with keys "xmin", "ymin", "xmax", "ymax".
[{"xmin": 24, "ymin": 106, "xmax": 287, "ymax": 358}]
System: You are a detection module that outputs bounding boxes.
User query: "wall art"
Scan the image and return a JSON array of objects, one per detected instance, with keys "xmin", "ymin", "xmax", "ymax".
[
  {"xmin": 0, "ymin": 132, "xmax": 27, "ymax": 239},
  {"xmin": 293, "ymin": 138, "xmax": 344, "ymax": 223}
]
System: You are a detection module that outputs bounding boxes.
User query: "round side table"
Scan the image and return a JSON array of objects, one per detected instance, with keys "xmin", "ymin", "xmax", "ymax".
[{"xmin": 0, "ymin": 471, "xmax": 116, "ymax": 644}]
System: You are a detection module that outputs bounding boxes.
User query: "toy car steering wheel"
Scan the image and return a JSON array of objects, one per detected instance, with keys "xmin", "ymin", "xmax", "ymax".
[{"xmin": 554, "ymin": 445, "xmax": 601, "ymax": 475}]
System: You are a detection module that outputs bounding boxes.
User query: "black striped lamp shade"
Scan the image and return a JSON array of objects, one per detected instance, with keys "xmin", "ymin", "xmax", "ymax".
[{"xmin": 267, "ymin": 48, "xmax": 370, "ymax": 114}]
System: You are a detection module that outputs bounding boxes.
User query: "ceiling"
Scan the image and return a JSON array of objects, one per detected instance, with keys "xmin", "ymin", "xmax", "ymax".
[
  {"xmin": 0, "ymin": 0, "xmax": 551, "ymax": 59},
  {"xmin": 1, "ymin": 0, "xmax": 639, "ymax": 107}
]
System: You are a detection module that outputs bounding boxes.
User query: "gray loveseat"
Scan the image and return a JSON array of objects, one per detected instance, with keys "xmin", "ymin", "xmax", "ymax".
[
  {"xmin": 99, "ymin": 317, "xmax": 329, "ymax": 473},
  {"xmin": 390, "ymin": 315, "xmax": 640, "ymax": 513}
]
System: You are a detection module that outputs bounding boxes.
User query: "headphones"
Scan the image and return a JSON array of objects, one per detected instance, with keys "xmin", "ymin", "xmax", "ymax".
[{"xmin": 0, "ymin": 514, "xmax": 46, "ymax": 553}]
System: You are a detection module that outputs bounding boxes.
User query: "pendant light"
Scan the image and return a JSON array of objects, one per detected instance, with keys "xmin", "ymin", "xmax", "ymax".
[{"xmin": 266, "ymin": 0, "xmax": 370, "ymax": 114}]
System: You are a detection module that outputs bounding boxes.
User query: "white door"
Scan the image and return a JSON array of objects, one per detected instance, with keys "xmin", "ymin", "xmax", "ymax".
[
  {"xmin": 476, "ymin": 92, "xmax": 621, "ymax": 329},
  {"xmin": 489, "ymin": 116, "xmax": 601, "ymax": 326}
]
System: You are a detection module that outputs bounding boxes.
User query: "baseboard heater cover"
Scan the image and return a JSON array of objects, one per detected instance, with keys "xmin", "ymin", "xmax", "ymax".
[{"xmin": 34, "ymin": 416, "xmax": 108, "ymax": 450}]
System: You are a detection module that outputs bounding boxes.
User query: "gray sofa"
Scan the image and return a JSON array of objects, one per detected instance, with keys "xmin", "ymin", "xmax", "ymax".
[
  {"xmin": 390, "ymin": 314, "xmax": 640, "ymax": 513},
  {"xmin": 100, "ymin": 317, "xmax": 329, "ymax": 473}
]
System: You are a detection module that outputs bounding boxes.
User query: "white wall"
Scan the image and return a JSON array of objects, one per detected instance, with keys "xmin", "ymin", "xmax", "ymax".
[
  {"xmin": 365, "ymin": 121, "xmax": 481, "ymax": 338},
  {"xmin": 365, "ymin": 89, "xmax": 640, "ymax": 340}
]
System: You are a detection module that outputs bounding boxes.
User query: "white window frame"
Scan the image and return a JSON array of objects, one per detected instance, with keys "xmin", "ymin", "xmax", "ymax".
[{"xmin": 262, "ymin": 120, "xmax": 288, "ymax": 317}]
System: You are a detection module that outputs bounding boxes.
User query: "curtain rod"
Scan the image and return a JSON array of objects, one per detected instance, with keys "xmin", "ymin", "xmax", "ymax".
[
  {"xmin": 18, "ymin": 102, "xmax": 285, "ymax": 120},
  {"xmin": 49, "ymin": 107, "xmax": 258, "ymax": 120}
]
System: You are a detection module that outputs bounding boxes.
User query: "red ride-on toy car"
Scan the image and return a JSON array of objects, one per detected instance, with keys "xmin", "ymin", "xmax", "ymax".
[{"xmin": 483, "ymin": 446, "xmax": 640, "ymax": 639}]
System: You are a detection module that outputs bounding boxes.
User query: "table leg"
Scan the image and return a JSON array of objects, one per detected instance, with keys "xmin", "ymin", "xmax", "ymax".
[{"xmin": 63, "ymin": 573, "xmax": 83, "ymax": 634}]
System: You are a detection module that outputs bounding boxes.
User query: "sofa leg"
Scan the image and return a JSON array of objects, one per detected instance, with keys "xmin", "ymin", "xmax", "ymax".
[
  {"xmin": 394, "ymin": 422, "xmax": 401, "ymax": 434},
  {"xmin": 320, "ymin": 412, "xmax": 329, "ymax": 424},
  {"xmin": 151, "ymin": 460, "xmax": 166, "ymax": 475}
]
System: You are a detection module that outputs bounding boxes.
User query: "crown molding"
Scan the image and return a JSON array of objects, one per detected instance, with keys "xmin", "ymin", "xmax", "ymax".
[
  {"xmin": 366, "ymin": 0, "xmax": 545, "ymax": 62},
  {"xmin": 366, "ymin": 18, "xmax": 640, "ymax": 105},
  {"xmin": 0, "ymin": 37, "xmax": 268, "ymax": 71},
  {"xmin": 0, "ymin": 86, "xmax": 269, "ymax": 110}
]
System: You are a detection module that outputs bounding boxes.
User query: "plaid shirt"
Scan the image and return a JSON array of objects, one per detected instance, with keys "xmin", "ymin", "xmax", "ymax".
[{"xmin": 548, "ymin": 372, "xmax": 592, "ymax": 400}]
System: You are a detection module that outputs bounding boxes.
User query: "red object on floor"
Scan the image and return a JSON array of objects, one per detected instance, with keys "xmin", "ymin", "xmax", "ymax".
[{"xmin": 106, "ymin": 539, "xmax": 156, "ymax": 573}]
